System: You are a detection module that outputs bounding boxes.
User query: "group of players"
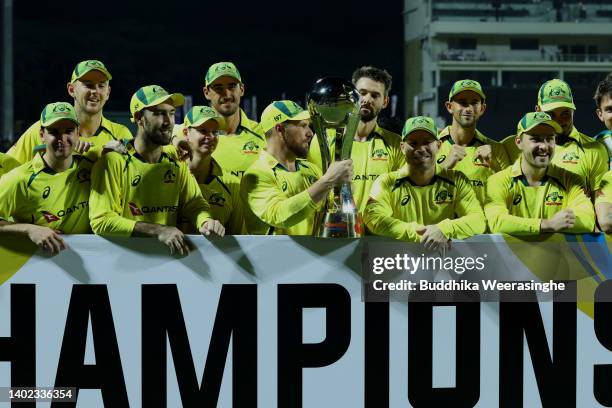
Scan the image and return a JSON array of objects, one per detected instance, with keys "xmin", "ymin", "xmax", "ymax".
[{"xmin": 0, "ymin": 59, "xmax": 610, "ymax": 254}]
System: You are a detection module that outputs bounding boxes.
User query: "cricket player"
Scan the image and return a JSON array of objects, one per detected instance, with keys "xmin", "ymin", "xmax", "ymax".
[
  {"xmin": 0, "ymin": 153, "xmax": 19, "ymax": 178},
  {"xmin": 181, "ymin": 105, "xmax": 244, "ymax": 234},
  {"xmin": 197, "ymin": 62, "xmax": 266, "ymax": 178},
  {"xmin": 0, "ymin": 102, "xmax": 94, "ymax": 253},
  {"xmin": 89, "ymin": 85, "xmax": 224, "ymax": 255},
  {"xmin": 308, "ymin": 66, "xmax": 404, "ymax": 214},
  {"xmin": 241, "ymin": 100, "xmax": 353, "ymax": 235},
  {"xmin": 593, "ymin": 73, "xmax": 612, "ymax": 170},
  {"xmin": 364, "ymin": 116, "xmax": 486, "ymax": 249},
  {"xmin": 437, "ymin": 79, "xmax": 509, "ymax": 204},
  {"xmin": 595, "ymin": 170, "xmax": 611, "ymax": 233},
  {"xmin": 486, "ymin": 112, "xmax": 595, "ymax": 235},
  {"xmin": 501, "ymin": 79, "xmax": 607, "ymax": 196},
  {"xmin": 7, "ymin": 60, "xmax": 132, "ymax": 164}
]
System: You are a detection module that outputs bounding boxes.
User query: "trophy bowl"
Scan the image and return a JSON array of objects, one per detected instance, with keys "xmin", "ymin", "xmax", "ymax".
[{"xmin": 308, "ymin": 77, "xmax": 363, "ymax": 238}]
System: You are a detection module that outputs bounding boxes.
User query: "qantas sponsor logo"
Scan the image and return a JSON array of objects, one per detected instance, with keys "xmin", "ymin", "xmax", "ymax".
[
  {"xmin": 128, "ymin": 202, "xmax": 178, "ymax": 216},
  {"xmin": 41, "ymin": 201, "xmax": 88, "ymax": 223}
]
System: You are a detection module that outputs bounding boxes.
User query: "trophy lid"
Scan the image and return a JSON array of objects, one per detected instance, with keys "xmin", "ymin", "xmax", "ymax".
[{"xmin": 308, "ymin": 77, "xmax": 359, "ymax": 127}]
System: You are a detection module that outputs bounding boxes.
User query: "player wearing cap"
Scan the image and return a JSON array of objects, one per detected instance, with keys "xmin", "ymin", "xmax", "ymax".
[
  {"xmin": 181, "ymin": 105, "xmax": 244, "ymax": 234},
  {"xmin": 364, "ymin": 116, "xmax": 486, "ymax": 248},
  {"xmin": 89, "ymin": 85, "xmax": 224, "ymax": 255},
  {"xmin": 595, "ymin": 171, "xmax": 611, "ymax": 233},
  {"xmin": 0, "ymin": 103, "xmax": 95, "ymax": 253},
  {"xmin": 7, "ymin": 60, "xmax": 132, "ymax": 164},
  {"xmin": 0, "ymin": 153, "xmax": 19, "ymax": 178},
  {"xmin": 593, "ymin": 74, "xmax": 612, "ymax": 170},
  {"xmin": 486, "ymin": 112, "xmax": 595, "ymax": 235},
  {"xmin": 241, "ymin": 100, "xmax": 353, "ymax": 235},
  {"xmin": 501, "ymin": 79, "xmax": 607, "ymax": 196},
  {"xmin": 437, "ymin": 79, "xmax": 509, "ymax": 205},
  {"xmin": 196, "ymin": 62, "xmax": 265, "ymax": 179}
]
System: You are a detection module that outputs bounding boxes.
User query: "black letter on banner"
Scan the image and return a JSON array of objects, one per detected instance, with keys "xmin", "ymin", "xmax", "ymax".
[
  {"xmin": 277, "ymin": 284, "xmax": 351, "ymax": 408},
  {"xmin": 0, "ymin": 285, "xmax": 35, "ymax": 408},
  {"xmin": 408, "ymin": 298, "xmax": 480, "ymax": 406},
  {"xmin": 365, "ymin": 301, "xmax": 389, "ymax": 408},
  {"xmin": 53, "ymin": 285, "xmax": 128, "ymax": 407},
  {"xmin": 499, "ymin": 284, "xmax": 576, "ymax": 408},
  {"xmin": 142, "ymin": 284, "xmax": 257, "ymax": 407},
  {"xmin": 594, "ymin": 280, "xmax": 612, "ymax": 406}
]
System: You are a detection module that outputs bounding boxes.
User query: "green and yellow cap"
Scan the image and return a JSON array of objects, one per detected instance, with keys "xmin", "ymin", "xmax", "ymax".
[
  {"xmin": 129, "ymin": 85, "xmax": 185, "ymax": 122},
  {"xmin": 401, "ymin": 116, "xmax": 439, "ymax": 139},
  {"xmin": 184, "ymin": 105, "xmax": 225, "ymax": 129},
  {"xmin": 260, "ymin": 100, "xmax": 310, "ymax": 133},
  {"xmin": 70, "ymin": 60, "xmax": 112, "ymax": 83},
  {"xmin": 40, "ymin": 102, "xmax": 79, "ymax": 127},
  {"xmin": 205, "ymin": 62, "xmax": 242, "ymax": 86},
  {"xmin": 537, "ymin": 79, "xmax": 576, "ymax": 111},
  {"xmin": 517, "ymin": 112, "xmax": 563, "ymax": 137},
  {"xmin": 448, "ymin": 79, "xmax": 486, "ymax": 101}
]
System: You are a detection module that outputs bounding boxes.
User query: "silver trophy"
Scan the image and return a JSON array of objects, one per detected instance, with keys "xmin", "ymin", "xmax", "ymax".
[{"xmin": 308, "ymin": 77, "xmax": 363, "ymax": 238}]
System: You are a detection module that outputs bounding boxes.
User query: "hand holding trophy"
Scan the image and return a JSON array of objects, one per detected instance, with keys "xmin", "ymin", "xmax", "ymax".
[{"xmin": 308, "ymin": 77, "xmax": 363, "ymax": 238}]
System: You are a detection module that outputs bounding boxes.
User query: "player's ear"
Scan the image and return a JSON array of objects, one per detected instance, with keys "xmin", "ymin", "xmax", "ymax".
[
  {"xmin": 203, "ymin": 86, "xmax": 211, "ymax": 101},
  {"xmin": 382, "ymin": 95, "xmax": 389, "ymax": 109},
  {"xmin": 444, "ymin": 101, "xmax": 453, "ymax": 115},
  {"xmin": 67, "ymin": 82, "xmax": 75, "ymax": 98}
]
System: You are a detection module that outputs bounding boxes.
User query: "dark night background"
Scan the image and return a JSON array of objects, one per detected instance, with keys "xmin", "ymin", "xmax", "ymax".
[{"xmin": 4, "ymin": 0, "xmax": 404, "ymax": 143}]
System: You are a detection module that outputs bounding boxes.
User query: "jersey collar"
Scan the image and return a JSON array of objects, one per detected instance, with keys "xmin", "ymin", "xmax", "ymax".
[
  {"xmin": 439, "ymin": 126, "xmax": 489, "ymax": 146},
  {"xmin": 236, "ymin": 110, "xmax": 265, "ymax": 140},
  {"xmin": 394, "ymin": 164, "xmax": 445, "ymax": 187},
  {"xmin": 261, "ymin": 149, "xmax": 306, "ymax": 171}
]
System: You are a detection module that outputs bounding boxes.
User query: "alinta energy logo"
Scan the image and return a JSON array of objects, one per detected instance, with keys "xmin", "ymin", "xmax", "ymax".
[
  {"xmin": 562, "ymin": 152, "xmax": 579, "ymax": 164},
  {"xmin": 163, "ymin": 169, "xmax": 176, "ymax": 184},
  {"xmin": 434, "ymin": 190, "xmax": 453, "ymax": 204},
  {"xmin": 208, "ymin": 192, "xmax": 226, "ymax": 207},
  {"xmin": 371, "ymin": 148, "xmax": 389, "ymax": 161},
  {"xmin": 242, "ymin": 141, "xmax": 259, "ymax": 155},
  {"xmin": 545, "ymin": 191, "xmax": 564, "ymax": 206}
]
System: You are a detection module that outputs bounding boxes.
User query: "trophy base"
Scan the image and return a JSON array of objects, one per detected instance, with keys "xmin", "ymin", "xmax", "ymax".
[{"xmin": 316, "ymin": 211, "xmax": 363, "ymax": 238}]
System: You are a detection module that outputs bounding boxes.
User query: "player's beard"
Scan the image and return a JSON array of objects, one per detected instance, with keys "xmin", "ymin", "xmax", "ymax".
[
  {"xmin": 147, "ymin": 126, "xmax": 173, "ymax": 146},
  {"xmin": 360, "ymin": 104, "xmax": 380, "ymax": 123},
  {"xmin": 216, "ymin": 97, "xmax": 239, "ymax": 117}
]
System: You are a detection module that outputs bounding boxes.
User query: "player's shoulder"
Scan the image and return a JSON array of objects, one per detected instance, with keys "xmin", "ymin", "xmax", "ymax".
[
  {"xmin": 103, "ymin": 117, "xmax": 133, "ymax": 139},
  {"xmin": 374, "ymin": 124, "xmax": 402, "ymax": 146},
  {"xmin": 548, "ymin": 163, "xmax": 586, "ymax": 190}
]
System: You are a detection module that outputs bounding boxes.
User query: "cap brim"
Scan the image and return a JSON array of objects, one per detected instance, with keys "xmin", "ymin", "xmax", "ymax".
[
  {"xmin": 72, "ymin": 67, "xmax": 112, "ymax": 83},
  {"xmin": 206, "ymin": 73, "xmax": 242, "ymax": 87},
  {"xmin": 521, "ymin": 120, "xmax": 563, "ymax": 136},
  {"xmin": 149, "ymin": 93, "xmax": 186, "ymax": 108},
  {"xmin": 188, "ymin": 116, "xmax": 226, "ymax": 130},
  {"xmin": 540, "ymin": 101, "xmax": 576, "ymax": 111},
  {"xmin": 450, "ymin": 88, "xmax": 486, "ymax": 101},
  {"xmin": 403, "ymin": 126, "xmax": 438, "ymax": 139},
  {"xmin": 42, "ymin": 117, "xmax": 80, "ymax": 127}
]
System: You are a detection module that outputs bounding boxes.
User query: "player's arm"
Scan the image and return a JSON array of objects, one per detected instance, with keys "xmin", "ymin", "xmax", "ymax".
[
  {"xmin": 484, "ymin": 173, "xmax": 542, "ymax": 234},
  {"xmin": 595, "ymin": 171, "xmax": 612, "ymax": 233},
  {"xmin": 88, "ymin": 153, "xmax": 137, "ymax": 236},
  {"xmin": 587, "ymin": 142, "xmax": 609, "ymax": 198},
  {"xmin": 226, "ymin": 178, "xmax": 247, "ymax": 234},
  {"xmin": 363, "ymin": 175, "xmax": 421, "ymax": 241},
  {"xmin": 0, "ymin": 173, "xmax": 66, "ymax": 253},
  {"xmin": 179, "ymin": 165, "xmax": 224, "ymax": 237},
  {"xmin": 437, "ymin": 173, "xmax": 486, "ymax": 239},
  {"xmin": 562, "ymin": 176, "xmax": 596, "ymax": 233},
  {"xmin": 492, "ymin": 141, "xmax": 511, "ymax": 172}
]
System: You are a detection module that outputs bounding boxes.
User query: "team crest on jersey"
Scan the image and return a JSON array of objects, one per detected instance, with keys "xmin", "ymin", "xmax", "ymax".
[
  {"xmin": 561, "ymin": 152, "xmax": 579, "ymax": 164},
  {"xmin": 473, "ymin": 157, "xmax": 489, "ymax": 167},
  {"xmin": 42, "ymin": 186, "xmax": 51, "ymax": 199},
  {"xmin": 41, "ymin": 211, "xmax": 60, "ymax": 223},
  {"xmin": 242, "ymin": 141, "xmax": 259, "ymax": 155},
  {"xmin": 434, "ymin": 190, "xmax": 453, "ymax": 204},
  {"xmin": 371, "ymin": 148, "xmax": 389, "ymax": 161},
  {"xmin": 281, "ymin": 181, "xmax": 288, "ymax": 192},
  {"xmin": 545, "ymin": 191, "xmax": 563, "ymax": 206},
  {"xmin": 76, "ymin": 168, "xmax": 90, "ymax": 183},
  {"xmin": 128, "ymin": 202, "xmax": 144, "ymax": 216},
  {"xmin": 208, "ymin": 192, "xmax": 226, "ymax": 207},
  {"xmin": 401, "ymin": 195, "xmax": 410, "ymax": 206},
  {"xmin": 163, "ymin": 169, "xmax": 176, "ymax": 184}
]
